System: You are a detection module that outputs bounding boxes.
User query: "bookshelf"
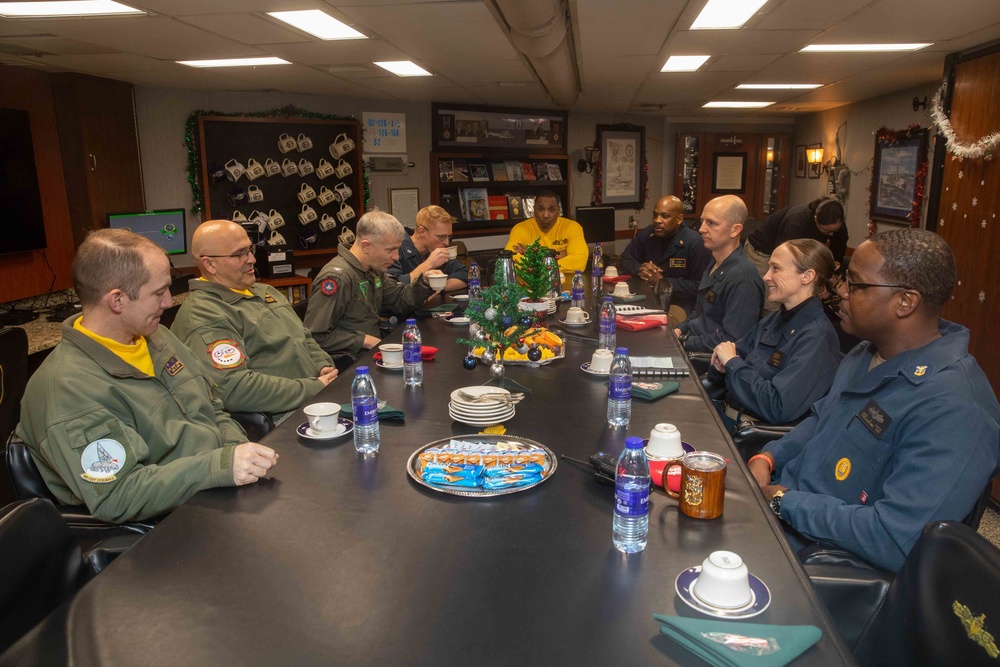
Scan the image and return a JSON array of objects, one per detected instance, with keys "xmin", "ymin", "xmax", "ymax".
[{"xmin": 259, "ymin": 275, "xmax": 310, "ymax": 304}]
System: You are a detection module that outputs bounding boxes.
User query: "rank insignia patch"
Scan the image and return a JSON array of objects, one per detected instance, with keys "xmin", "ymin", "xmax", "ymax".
[
  {"xmin": 768, "ymin": 350, "xmax": 785, "ymax": 368},
  {"xmin": 705, "ymin": 290, "xmax": 717, "ymax": 304},
  {"xmin": 80, "ymin": 439, "xmax": 126, "ymax": 483},
  {"xmin": 164, "ymin": 355, "xmax": 184, "ymax": 376},
  {"xmin": 954, "ymin": 601, "xmax": 999, "ymax": 658},
  {"xmin": 264, "ymin": 293, "xmax": 278, "ymax": 304},
  {"xmin": 320, "ymin": 279, "xmax": 338, "ymax": 296},
  {"xmin": 914, "ymin": 365, "xmax": 927, "ymax": 377}
]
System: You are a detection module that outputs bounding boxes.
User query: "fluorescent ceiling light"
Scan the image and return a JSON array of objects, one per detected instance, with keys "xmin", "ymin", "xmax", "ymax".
[
  {"xmin": 661, "ymin": 55, "xmax": 710, "ymax": 72},
  {"xmin": 737, "ymin": 83, "xmax": 821, "ymax": 90},
  {"xmin": 374, "ymin": 61, "xmax": 431, "ymax": 77},
  {"xmin": 691, "ymin": 0, "xmax": 769, "ymax": 29},
  {"xmin": 178, "ymin": 57, "xmax": 290, "ymax": 68},
  {"xmin": 0, "ymin": 1, "xmax": 143, "ymax": 17},
  {"xmin": 703, "ymin": 101, "xmax": 774, "ymax": 108},
  {"xmin": 268, "ymin": 10, "xmax": 366, "ymax": 40},
  {"xmin": 801, "ymin": 43, "xmax": 931, "ymax": 53}
]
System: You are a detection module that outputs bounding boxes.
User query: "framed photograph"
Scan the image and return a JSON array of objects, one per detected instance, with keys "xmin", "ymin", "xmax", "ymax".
[
  {"xmin": 598, "ymin": 124, "xmax": 645, "ymax": 207},
  {"xmin": 795, "ymin": 145, "xmax": 807, "ymax": 179},
  {"xmin": 808, "ymin": 143, "xmax": 822, "ymax": 179},
  {"xmin": 712, "ymin": 153, "xmax": 746, "ymax": 193},
  {"xmin": 432, "ymin": 103, "xmax": 567, "ymax": 153},
  {"xmin": 870, "ymin": 128, "xmax": 929, "ymax": 224},
  {"xmin": 388, "ymin": 187, "xmax": 420, "ymax": 229}
]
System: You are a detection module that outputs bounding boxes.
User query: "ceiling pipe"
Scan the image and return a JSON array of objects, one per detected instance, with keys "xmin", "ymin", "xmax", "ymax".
[{"xmin": 491, "ymin": 0, "xmax": 581, "ymax": 107}]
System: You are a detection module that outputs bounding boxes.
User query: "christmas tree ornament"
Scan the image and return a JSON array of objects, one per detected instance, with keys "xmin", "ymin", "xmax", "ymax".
[
  {"xmin": 519, "ymin": 315, "xmax": 533, "ymax": 327},
  {"xmin": 516, "ymin": 341, "xmax": 529, "ymax": 354},
  {"xmin": 484, "ymin": 307, "xmax": 497, "ymax": 321},
  {"xmin": 527, "ymin": 344, "xmax": 542, "ymax": 362},
  {"xmin": 462, "ymin": 354, "xmax": 478, "ymax": 370},
  {"xmin": 502, "ymin": 315, "xmax": 513, "ymax": 327},
  {"xmin": 490, "ymin": 361, "xmax": 505, "ymax": 379},
  {"xmin": 481, "ymin": 347, "xmax": 496, "ymax": 365},
  {"xmin": 469, "ymin": 323, "xmax": 482, "ymax": 338}
]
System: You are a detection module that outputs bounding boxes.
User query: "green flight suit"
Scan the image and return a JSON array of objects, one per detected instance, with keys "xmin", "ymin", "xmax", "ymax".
[{"xmin": 16, "ymin": 317, "xmax": 246, "ymax": 524}]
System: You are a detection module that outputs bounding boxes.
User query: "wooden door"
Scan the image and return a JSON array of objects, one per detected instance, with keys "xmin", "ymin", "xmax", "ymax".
[{"xmin": 702, "ymin": 133, "xmax": 759, "ymax": 216}]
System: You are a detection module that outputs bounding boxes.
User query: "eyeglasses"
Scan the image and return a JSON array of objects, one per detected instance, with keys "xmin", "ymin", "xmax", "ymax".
[
  {"xmin": 201, "ymin": 247, "xmax": 254, "ymax": 260},
  {"xmin": 837, "ymin": 275, "xmax": 911, "ymax": 293},
  {"xmin": 418, "ymin": 224, "xmax": 452, "ymax": 242}
]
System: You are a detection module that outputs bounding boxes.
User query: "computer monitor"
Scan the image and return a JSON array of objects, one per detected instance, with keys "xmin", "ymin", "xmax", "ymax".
[
  {"xmin": 107, "ymin": 209, "xmax": 187, "ymax": 256},
  {"xmin": 575, "ymin": 206, "xmax": 616, "ymax": 244}
]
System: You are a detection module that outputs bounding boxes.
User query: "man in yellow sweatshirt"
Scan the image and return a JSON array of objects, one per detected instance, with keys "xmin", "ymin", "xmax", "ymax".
[{"xmin": 504, "ymin": 190, "xmax": 588, "ymax": 276}]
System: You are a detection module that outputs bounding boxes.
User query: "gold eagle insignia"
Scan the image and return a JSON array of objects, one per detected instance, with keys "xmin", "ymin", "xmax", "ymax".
[{"xmin": 954, "ymin": 600, "xmax": 999, "ymax": 658}]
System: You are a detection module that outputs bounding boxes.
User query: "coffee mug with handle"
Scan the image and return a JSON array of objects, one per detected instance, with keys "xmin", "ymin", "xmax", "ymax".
[
  {"xmin": 317, "ymin": 186, "xmax": 336, "ymax": 207},
  {"xmin": 329, "ymin": 133, "xmax": 355, "ymax": 159},
  {"xmin": 319, "ymin": 214, "xmax": 337, "ymax": 232},
  {"xmin": 296, "ymin": 133, "xmax": 313, "ymax": 152},
  {"xmin": 263, "ymin": 158, "xmax": 281, "ymax": 177},
  {"xmin": 299, "ymin": 204, "xmax": 318, "ymax": 225},
  {"xmin": 333, "ymin": 182, "xmax": 352, "ymax": 203},
  {"xmin": 334, "ymin": 159, "xmax": 353, "ymax": 179},
  {"xmin": 247, "ymin": 184, "xmax": 263, "ymax": 203},
  {"xmin": 232, "ymin": 211, "xmax": 248, "ymax": 223},
  {"xmin": 316, "ymin": 158, "xmax": 335, "ymax": 179},
  {"xmin": 224, "ymin": 159, "xmax": 245, "ymax": 182},
  {"xmin": 298, "ymin": 158, "xmax": 314, "ymax": 176},
  {"xmin": 297, "ymin": 183, "xmax": 316, "ymax": 204},
  {"xmin": 268, "ymin": 209, "xmax": 285, "ymax": 230},
  {"xmin": 244, "ymin": 158, "xmax": 265, "ymax": 181},
  {"xmin": 268, "ymin": 230, "xmax": 286, "ymax": 246},
  {"xmin": 338, "ymin": 226, "xmax": 355, "ymax": 245},
  {"xmin": 248, "ymin": 210, "xmax": 268, "ymax": 228},
  {"xmin": 336, "ymin": 202, "xmax": 356, "ymax": 224},
  {"xmin": 277, "ymin": 133, "xmax": 297, "ymax": 154},
  {"xmin": 281, "ymin": 158, "xmax": 298, "ymax": 177},
  {"xmin": 227, "ymin": 186, "xmax": 246, "ymax": 206}
]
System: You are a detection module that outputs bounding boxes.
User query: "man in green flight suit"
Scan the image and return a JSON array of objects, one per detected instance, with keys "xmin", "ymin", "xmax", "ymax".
[
  {"xmin": 172, "ymin": 219, "xmax": 337, "ymax": 420},
  {"xmin": 16, "ymin": 229, "xmax": 279, "ymax": 524},
  {"xmin": 304, "ymin": 210, "xmax": 435, "ymax": 358}
]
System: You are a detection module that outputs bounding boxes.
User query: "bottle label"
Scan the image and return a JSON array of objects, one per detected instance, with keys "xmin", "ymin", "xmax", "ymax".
[
  {"xmin": 609, "ymin": 376, "xmax": 631, "ymax": 400},
  {"xmin": 615, "ymin": 486, "xmax": 649, "ymax": 517},
  {"xmin": 599, "ymin": 319, "xmax": 616, "ymax": 335},
  {"xmin": 353, "ymin": 397, "xmax": 378, "ymax": 426},
  {"xmin": 469, "ymin": 278, "xmax": 480, "ymax": 288},
  {"xmin": 571, "ymin": 287, "xmax": 584, "ymax": 300},
  {"xmin": 403, "ymin": 342, "xmax": 422, "ymax": 363}
]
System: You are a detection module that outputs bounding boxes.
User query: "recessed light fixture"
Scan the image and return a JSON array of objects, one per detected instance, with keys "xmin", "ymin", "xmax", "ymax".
[
  {"xmin": 801, "ymin": 43, "xmax": 931, "ymax": 53},
  {"xmin": 737, "ymin": 83, "xmax": 822, "ymax": 90},
  {"xmin": 703, "ymin": 101, "xmax": 774, "ymax": 108},
  {"xmin": 0, "ymin": 1, "xmax": 143, "ymax": 17},
  {"xmin": 267, "ymin": 10, "xmax": 366, "ymax": 40},
  {"xmin": 661, "ymin": 55, "xmax": 710, "ymax": 72},
  {"xmin": 691, "ymin": 0, "xmax": 769, "ymax": 29},
  {"xmin": 178, "ymin": 57, "xmax": 290, "ymax": 68},
  {"xmin": 374, "ymin": 61, "xmax": 431, "ymax": 77}
]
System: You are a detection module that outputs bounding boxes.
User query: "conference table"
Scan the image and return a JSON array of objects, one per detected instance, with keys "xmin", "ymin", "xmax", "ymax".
[{"xmin": 3, "ymin": 284, "xmax": 854, "ymax": 666}]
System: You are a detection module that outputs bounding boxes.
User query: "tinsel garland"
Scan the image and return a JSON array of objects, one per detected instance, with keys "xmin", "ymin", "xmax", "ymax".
[
  {"xmin": 867, "ymin": 124, "xmax": 928, "ymax": 237},
  {"xmin": 183, "ymin": 105, "xmax": 371, "ymax": 213},
  {"xmin": 929, "ymin": 82, "xmax": 1000, "ymax": 161},
  {"xmin": 592, "ymin": 138, "xmax": 649, "ymax": 211}
]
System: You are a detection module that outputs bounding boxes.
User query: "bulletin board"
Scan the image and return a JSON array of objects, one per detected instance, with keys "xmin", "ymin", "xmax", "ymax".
[{"xmin": 197, "ymin": 115, "xmax": 364, "ymax": 254}]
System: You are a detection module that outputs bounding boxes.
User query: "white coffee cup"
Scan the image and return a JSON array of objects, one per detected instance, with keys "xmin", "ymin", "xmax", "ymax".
[
  {"xmin": 338, "ymin": 227, "xmax": 355, "ymax": 245},
  {"xmin": 263, "ymin": 158, "xmax": 281, "ymax": 177},
  {"xmin": 224, "ymin": 159, "xmax": 245, "ymax": 182},
  {"xmin": 297, "ymin": 183, "xmax": 317, "ymax": 204},
  {"xmin": 298, "ymin": 159, "xmax": 315, "ymax": 176},
  {"xmin": 604, "ymin": 266, "xmax": 619, "ymax": 278},
  {"xmin": 565, "ymin": 306, "xmax": 589, "ymax": 324},
  {"xmin": 426, "ymin": 271, "xmax": 447, "ymax": 291},
  {"xmin": 319, "ymin": 214, "xmax": 337, "ymax": 232},
  {"xmin": 316, "ymin": 158, "xmax": 335, "ymax": 179},
  {"xmin": 647, "ymin": 423, "xmax": 684, "ymax": 459},
  {"xmin": 336, "ymin": 202, "xmax": 356, "ymax": 224},
  {"xmin": 303, "ymin": 402, "xmax": 341, "ymax": 434},
  {"xmin": 268, "ymin": 230, "xmax": 286, "ymax": 246},
  {"xmin": 247, "ymin": 184, "xmax": 263, "ymax": 202},
  {"xmin": 232, "ymin": 211, "xmax": 248, "ymax": 223},
  {"xmin": 268, "ymin": 209, "xmax": 285, "ymax": 230},
  {"xmin": 281, "ymin": 158, "xmax": 298, "ymax": 177},
  {"xmin": 329, "ymin": 133, "xmax": 355, "ymax": 159},
  {"xmin": 298, "ymin": 204, "xmax": 318, "ymax": 225},
  {"xmin": 333, "ymin": 182, "xmax": 352, "ymax": 202},
  {"xmin": 334, "ymin": 158, "xmax": 353, "ymax": 179},
  {"xmin": 590, "ymin": 348, "xmax": 614, "ymax": 373},
  {"xmin": 694, "ymin": 551, "xmax": 753, "ymax": 609},
  {"xmin": 447, "ymin": 245, "xmax": 458, "ymax": 260},
  {"xmin": 296, "ymin": 133, "xmax": 313, "ymax": 152},
  {"xmin": 613, "ymin": 282, "xmax": 633, "ymax": 297},
  {"xmin": 245, "ymin": 158, "xmax": 265, "ymax": 181},
  {"xmin": 277, "ymin": 133, "xmax": 297, "ymax": 154},
  {"xmin": 379, "ymin": 343, "xmax": 403, "ymax": 367}
]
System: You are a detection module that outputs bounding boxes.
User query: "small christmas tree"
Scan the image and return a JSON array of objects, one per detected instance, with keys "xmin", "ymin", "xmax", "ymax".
[
  {"xmin": 456, "ymin": 271, "xmax": 530, "ymax": 360},
  {"xmin": 516, "ymin": 240, "xmax": 554, "ymax": 301}
]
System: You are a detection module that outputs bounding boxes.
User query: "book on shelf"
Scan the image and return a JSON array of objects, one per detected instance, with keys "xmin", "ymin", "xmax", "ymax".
[
  {"xmin": 523, "ymin": 195, "xmax": 536, "ymax": 218},
  {"xmin": 491, "ymin": 162, "xmax": 508, "ymax": 181},
  {"xmin": 452, "ymin": 159, "xmax": 470, "ymax": 182},
  {"xmin": 440, "ymin": 192, "xmax": 462, "ymax": 221},
  {"xmin": 438, "ymin": 160, "xmax": 454, "ymax": 183},
  {"xmin": 547, "ymin": 163, "xmax": 563, "ymax": 181},
  {"xmin": 504, "ymin": 160, "xmax": 522, "ymax": 181},
  {"xmin": 507, "ymin": 195, "xmax": 524, "ymax": 220},
  {"xmin": 534, "ymin": 162, "xmax": 550, "ymax": 181},
  {"xmin": 488, "ymin": 195, "xmax": 508, "ymax": 220},
  {"xmin": 469, "ymin": 162, "xmax": 490, "ymax": 182},
  {"xmin": 461, "ymin": 187, "xmax": 489, "ymax": 221},
  {"xmin": 520, "ymin": 162, "xmax": 536, "ymax": 181}
]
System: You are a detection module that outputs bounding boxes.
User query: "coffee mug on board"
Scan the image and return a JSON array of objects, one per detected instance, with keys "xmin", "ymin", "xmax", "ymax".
[
  {"xmin": 296, "ymin": 133, "xmax": 313, "ymax": 152},
  {"xmin": 277, "ymin": 133, "xmax": 297, "ymax": 154}
]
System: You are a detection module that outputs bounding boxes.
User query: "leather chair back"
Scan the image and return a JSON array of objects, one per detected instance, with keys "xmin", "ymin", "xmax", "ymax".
[
  {"xmin": 0, "ymin": 498, "xmax": 91, "ymax": 653},
  {"xmin": 0, "ymin": 327, "xmax": 28, "ymax": 449},
  {"xmin": 5, "ymin": 434, "xmax": 56, "ymax": 502},
  {"xmin": 856, "ymin": 521, "xmax": 1000, "ymax": 666},
  {"xmin": 293, "ymin": 297, "xmax": 309, "ymax": 322}
]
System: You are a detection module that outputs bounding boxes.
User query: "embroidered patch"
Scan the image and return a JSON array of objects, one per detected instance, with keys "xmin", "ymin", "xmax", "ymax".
[
  {"xmin": 860, "ymin": 490, "xmax": 868, "ymax": 504},
  {"xmin": 669, "ymin": 258, "xmax": 687, "ymax": 269},
  {"xmin": 374, "ymin": 276, "xmax": 382, "ymax": 289},
  {"xmin": 208, "ymin": 340, "xmax": 245, "ymax": 369},
  {"xmin": 835, "ymin": 457, "xmax": 851, "ymax": 481},
  {"xmin": 320, "ymin": 279, "xmax": 338, "ymax": 296},
  {"xmin": 264, "ymin": 293, "xmax": 278, "ymax": 304},
  {"xmin": 768, "ymin": 350, "xmax": 785, "ymax": 368},
  {"xmin": 359, "ymin": 281, "xmax": 369, "ymax": 296},
  {"xmin": 80, "ymin": 439, "xmax": 126, "ymax": 483},
  {"xmin": 857, "ymin": 399, "xmax": 892, "ymax": 439},
  {"xmin": 914, "ymin": 365, "xmax": 927, "ymax": 377},
  {"xmin": 705, "ymin": 289, "xmax": 717, "ymax": 304},
  {"xmin": 954, "ymin": 600, "xmax": 999, "ymax": 658},
  {"xmin": 163, "ymin": 355, "xmax": 184, "ymax": 376}
]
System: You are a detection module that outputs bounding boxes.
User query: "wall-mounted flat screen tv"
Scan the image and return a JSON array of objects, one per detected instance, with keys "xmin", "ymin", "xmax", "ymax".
[
  {"xmin": 0, "ymin": 108, "xmax": 47, "ymax": 255},
  {"xmin": 107, "ymin": 209, "xmax": 187, "ymax": 256}
]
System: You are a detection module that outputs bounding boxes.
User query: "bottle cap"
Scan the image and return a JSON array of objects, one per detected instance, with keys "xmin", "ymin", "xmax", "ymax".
[
  {"xmin": 625, "ymin": 436, "xmax": 643, "ymax": 449},
  {"xmin": 406, "ymin": 318, "xmax": 416, "ymax": 325},
  {"xmin": 615, "ymin": 347, "xmax": 628, "ymax": 355},
  {"xmin": 575, "ymin": 270, "xmax": 581, "ymax": 275},
  {"xmin": 356, "ymin": 366, "xmax": 369, "ymax": 374}
]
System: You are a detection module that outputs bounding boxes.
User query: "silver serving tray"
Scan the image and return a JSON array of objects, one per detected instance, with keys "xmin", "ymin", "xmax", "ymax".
[{"xmin": 406, "ymin": 434, "xmax": 557, "ymax": 498}]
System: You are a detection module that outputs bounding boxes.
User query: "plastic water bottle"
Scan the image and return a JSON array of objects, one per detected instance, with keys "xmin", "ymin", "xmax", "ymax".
[
  {"xmin": 402, "ymin": 318, "xmax": 423, "ymax": 386},
  {"xmin": 571, "ymin": 270, "xmax": 585, "ymax": 309},
  {"xmin": 598, "ymin": 296, "xmax": 617, "ymax": 350},
  {"xmin": 351, "ymin": 366, "xmax": 380, "ymax": 454},
  {"xmin": 467, "ymin": 261, "xmax": 482, "ymax": 303},
  {"xmin": 613, "ymin": 436, "xmax": 649, "ymax": 553},
  {"xmin": 592, "ymin": 243, "xmax": 604, "ymax": 280},
  {"xmin": 607, "ymin": 346, "xmax": 632, "ymax": 426}
]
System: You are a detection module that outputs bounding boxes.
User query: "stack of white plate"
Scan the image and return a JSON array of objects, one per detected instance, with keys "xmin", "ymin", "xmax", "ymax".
[
  {"xmin": 448, "ymin": 386, "xmax": 516, "ymax": 426},
  {"xmin": 546, "ymin": 296, "xmax": 557, "ymax": 313}
]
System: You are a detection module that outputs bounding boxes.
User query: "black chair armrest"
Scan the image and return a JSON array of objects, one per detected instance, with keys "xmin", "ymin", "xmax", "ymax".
[
  {"xmin": 687, "ymin": 352, "xmax": 712, "ymax": 377},
  {"xmin": 700, "ymin": 372, "xmax": 728, "ymax": 400},
  {"xmin": 731, "ymin": 423, "xmax": 797, "ymax": 460},
  {"xmin": 84, "ymin": 533, "xmax": 145, "ymax": 574},
  {"xmin": 229, "ymin": 412, "xmax": 275, "ymax": 442},
  {"xmin": 332, "ymin": 353, "xmax": 357, "ymax": 373}
]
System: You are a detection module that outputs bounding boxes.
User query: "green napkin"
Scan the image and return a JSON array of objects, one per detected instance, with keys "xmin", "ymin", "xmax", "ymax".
[
  {"xmin": 340, "ymin": 404, "xmax": 405, "ymax": 422},
  {"xmin": 419, "ymin": 303, "xmax": 459, "ymax": 313},
  {"xmin": 604, "ymin": 381, "xmax": 679, "ymax": 401},
  {"xmin": 653, "ymin": 615, "xmax": 821, "ymax": 667}
]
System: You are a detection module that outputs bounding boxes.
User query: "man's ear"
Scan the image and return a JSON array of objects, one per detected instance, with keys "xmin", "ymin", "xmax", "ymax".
[
  {"xmin": 730, "ymin": 222, "xmax": 744, "ymax": 239},
  {"xmin": 106, "ymin": 289, "xmax": 126, "ymax": 314},
  {"xmin": 896, "ymin": 290, "xmax": 922, "ymax": 318}
]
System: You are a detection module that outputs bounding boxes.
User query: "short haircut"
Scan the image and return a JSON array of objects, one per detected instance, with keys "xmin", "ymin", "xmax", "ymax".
[
  {"xmin": 534, "ymin": 190, "xmax": 561, "ymax": 208},
  {"xmin": 73, "ymin": 229, "xmax": 162, "ymax": 306},
  {"xmin": 779, "ymin": 238, "xmax": 835, "ymax": 295},
  {"xmin": 416, "ymin": 205, "xmax": 456, "ymax": 229},
  {"xmin": 869, "ymin": 229, "xmax": 956, "ymax": 306},
  {"xmin": 712, "ymin": 195, "xmax": 748, "ymax": 228},
  {"xmin": 355, "ymin": 210, "xmax": 406, "ymax": 243},
  {"xmin": 809, "ymin": 197, "xmax": 845, "ymax": 227}
]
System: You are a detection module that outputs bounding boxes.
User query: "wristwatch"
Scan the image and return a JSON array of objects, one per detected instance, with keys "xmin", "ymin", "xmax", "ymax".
[{"xmin": 769, "ymin": 490, "xmax": 785, "ymax": 519}]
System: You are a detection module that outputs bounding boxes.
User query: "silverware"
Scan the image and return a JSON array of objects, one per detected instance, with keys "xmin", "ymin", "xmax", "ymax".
[{"xmin": 456, "ymin": 390, "xmax": 525, "ymax": 405}]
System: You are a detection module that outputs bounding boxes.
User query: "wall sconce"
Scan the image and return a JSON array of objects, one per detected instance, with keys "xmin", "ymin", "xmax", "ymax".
[
  {"xmin": 765, "ymin": 148, "xmax": 774, "ymax": 163},
  {"xmin": 806, "ymin": 146, "xmax": 824, "ymax": 164},
  {"xmin": 577, "ymin": 145, "xmax": 601, "ymax": 173}
]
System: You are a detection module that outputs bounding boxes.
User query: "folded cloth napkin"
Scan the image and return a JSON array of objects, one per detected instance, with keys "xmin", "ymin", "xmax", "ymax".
[
  {"xmin": 602, "ymin": 275, "xmax": 632, "ymax": 283},
  {"xmin": 340, "ymin": 403, "xmax": 405, "ymax": 422},
  {"xmin": 374, "ymin": 346, "xmax": 438, "ymax": 362},
  {"xmin": 617, "ymin": 315, "xmax": 668, "ymax": 331},
  {"xmin": 418, "ymin": 303, "xmax": 459, "ymax": 313},
  {"xmin": 653, "ymin": 615, "xmax": 822, "ymax": 667}
]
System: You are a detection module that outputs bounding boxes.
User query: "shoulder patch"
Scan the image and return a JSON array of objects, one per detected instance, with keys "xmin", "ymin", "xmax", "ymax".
[
  {"xmin": 264, "ymin": 293, "xmax": 278, "ymax": 304},
  {"xmin": 208, "ymin": 340, "xmax": 245, "ymax": 369},
  {"xmin": 80, "ymin": 439, "xmax": 126, "ymax": 483},
  {"xmin": 163, "ymin": 355, "xmax": 185, "ymax": 376},
  {"xmin": 320, "ymin": 279, "xmax": 338, "ymax": 296}
]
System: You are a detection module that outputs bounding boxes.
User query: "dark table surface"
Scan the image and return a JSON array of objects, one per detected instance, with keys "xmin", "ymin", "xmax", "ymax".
[{"xmin": 4, "ymin": 284, "xmax": 854, "ymax": 666}]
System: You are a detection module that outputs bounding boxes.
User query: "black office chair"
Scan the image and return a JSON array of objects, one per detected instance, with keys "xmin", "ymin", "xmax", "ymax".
[
  {"xmin": 0, "ymin": 327, "xmax": 29, "ymax": 506},
  {"xmin": 229, "ymin": 411, "xmax": 275, "ymax": 442},
  {"xmin": 293, "ymin": 296, "xmax": 357, "ymax": 373},
  {"xmin": 855, "ymin": 521, "xmax": 1000, "ymax": 666}
]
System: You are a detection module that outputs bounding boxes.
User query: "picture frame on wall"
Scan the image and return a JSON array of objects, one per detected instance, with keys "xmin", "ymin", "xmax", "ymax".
[
  {"xmin": 795, "ymin": 145, "xmax": 807, "ymax": 179},
  {"xmin": 870, "ymin": 128, "xmax": 929, "ymax": 224},
  {"xmin": 597, "ymin": 124, "xmax": 645, "ymax": 207},
  {"xmin": 712, "ymin": 153, "xmax": 746, "ymax": 193},
  {"xmin": 388, "ymin": 187, "xmax": 420, "ymax": 229},
  {"xmin": 808, "ymin": 143, "xmax": 822, "ymax": 179},
  {"xmin": 431, "ymin": 103, "xmax": 568, "ymax": 153}
]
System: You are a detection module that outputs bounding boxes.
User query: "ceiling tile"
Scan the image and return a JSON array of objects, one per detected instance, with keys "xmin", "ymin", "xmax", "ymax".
[
  {"xmin": 422, "ymin": 58, "xmax": 532, "ymax": 84},
  {"xmin": 708, "ymin": 54, "xmax": 781, "ymax": 73},
  {"xmin": 754, "ymin": 52, "xmax": 910, "ymax": 82},
  {"xmin": 754, "ymin": 0, "xmax": 872, "ymax": 30},
  {"xmin": 128, "ymin": 0, "xmax": 328, "ymax": 15},
  {"xmin": 460, "ymin": 83, "xmax": 553, "ymax": 108},
  {"xmin": 665, "ymin": 29, "xmax": 819, "ymax": 56},
  {"xmin": 108, "ymin": 68, "xmax": 253, "ymax": 90},
  {"xmin": 576, "ymin": 0, "xmax": 685, "ymax": 57},
  {"xmin": 581, "ymin": 55, "xmax": 656, "ymax": 89},
  {"xmin": 37, "ymin": 53, "xmax": 175, "ymax": 73},
  {"xmin": 816, "ymin": 0, "xmax": 1000, "ymax": 43},
  {"xmin": 574, "ymin": 85, "xmax": 638, "ymax": 113},
  {"xmin": 209, "ymin": 62, "xmax": 390, "ymax": 97},
  {"xmin": 176, "ymin": 13, "xmax": 308, "ymax": 45},
  {"xmin": 265, "ymin": 38, "xmax": 411, "ymax": 65},
  {"xmin": 638, "ymin": 71, "xmax": 748, "ymax": 103},
  {"xmin": 0, "ymin": 35, "xmax": 117, "ymax": 56},
  {"xmin": 0, "ymin": 19, "xmax": 53, "ymax": 36}
]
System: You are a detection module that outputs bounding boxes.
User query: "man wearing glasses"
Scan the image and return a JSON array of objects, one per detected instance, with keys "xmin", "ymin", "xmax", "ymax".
[
  {"xmin": 749, "ymin": 230, "xmax": 999, "ymax": 571},
  {"xmin": 172, "ymin": 220, "xmax": 337, "ymax": 420},
  {"xmin": 388, "ymin": 205, "xmax": 468, "ymax": 290}
]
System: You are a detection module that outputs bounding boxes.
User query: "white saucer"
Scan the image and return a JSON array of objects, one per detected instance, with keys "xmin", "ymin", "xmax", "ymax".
[
  {"xmin": 580, "ymin": 362, "xmax": 610, "ymax": 376},
  {"xmin": 451, "ymin": 294, "xmax": 470, "ymax": 302},
  {"xmin": 448, "ymin": 401, "xmax": 515, "ymax": 419},
  {"xmin": 611, "ymin": 292, "xmax": 636, "ymax": 299},
  {"xmin": 445, "ymin": 316, "xmax": 470, "ymax": 325},
  {"xmin": 297, "ymin": 418, "xmax": 354, "ymax": 441},
  {"xmin": 559, "ymin": 317, "xmax": 591, "ymax": 327},
  {"xmin": 675, "ymin": 566, "xmax": 771, "ymax": 619},
  {"xmin": 448, "ymin": 406, "xmax": 515, "ymax": 426},
  {"xmin": 644, "ymin": 441, "xmax": 695, "ymax": 461},
  {"xmin": 375, "ymin": 359, "xmax": 403, "ymax": 371},
  {"xmin": 450, "ymin": 386, "xmax": 511, "ymax": 406}
]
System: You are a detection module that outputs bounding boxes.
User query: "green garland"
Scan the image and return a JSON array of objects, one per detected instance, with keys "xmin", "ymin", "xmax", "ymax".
[{"xmin": 183, "ymin": 105, "xmax": 371, "ymax": 213}]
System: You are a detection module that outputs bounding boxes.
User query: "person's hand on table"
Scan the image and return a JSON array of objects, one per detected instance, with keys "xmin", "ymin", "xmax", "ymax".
[
  {"xmin": 673, "ymin": 328, "xmax": 683, "ymax": 339},
  {"xmin": 512, "ymin": 243, "xmax": 527, "ymax": 255},
  {"xmin": 638, "ymin": 262, "xmax": 662, "ymax": 284},
  {"xmin": 232, "ymin": 442, "xmax": 279, "ymax": 485},
  {"xmin": 317, "ymin": 366, "xmax": 338, "ymax": 386},
  {"xmin": 711, "ymin": 341, "xmax": 738, "ymax": 372},
  {"xmin": 362, "ymin": 334, "xmax": 381, "ymax": 350},
  {"xmin": 555, "ymin": 249, "xmax": 567, "ymax": 260}
]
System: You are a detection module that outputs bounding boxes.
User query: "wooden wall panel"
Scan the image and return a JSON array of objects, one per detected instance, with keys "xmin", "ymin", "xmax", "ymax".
[{"xmin": 0, "ymin": 65, "xmax": 75, "ymax": 303}]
